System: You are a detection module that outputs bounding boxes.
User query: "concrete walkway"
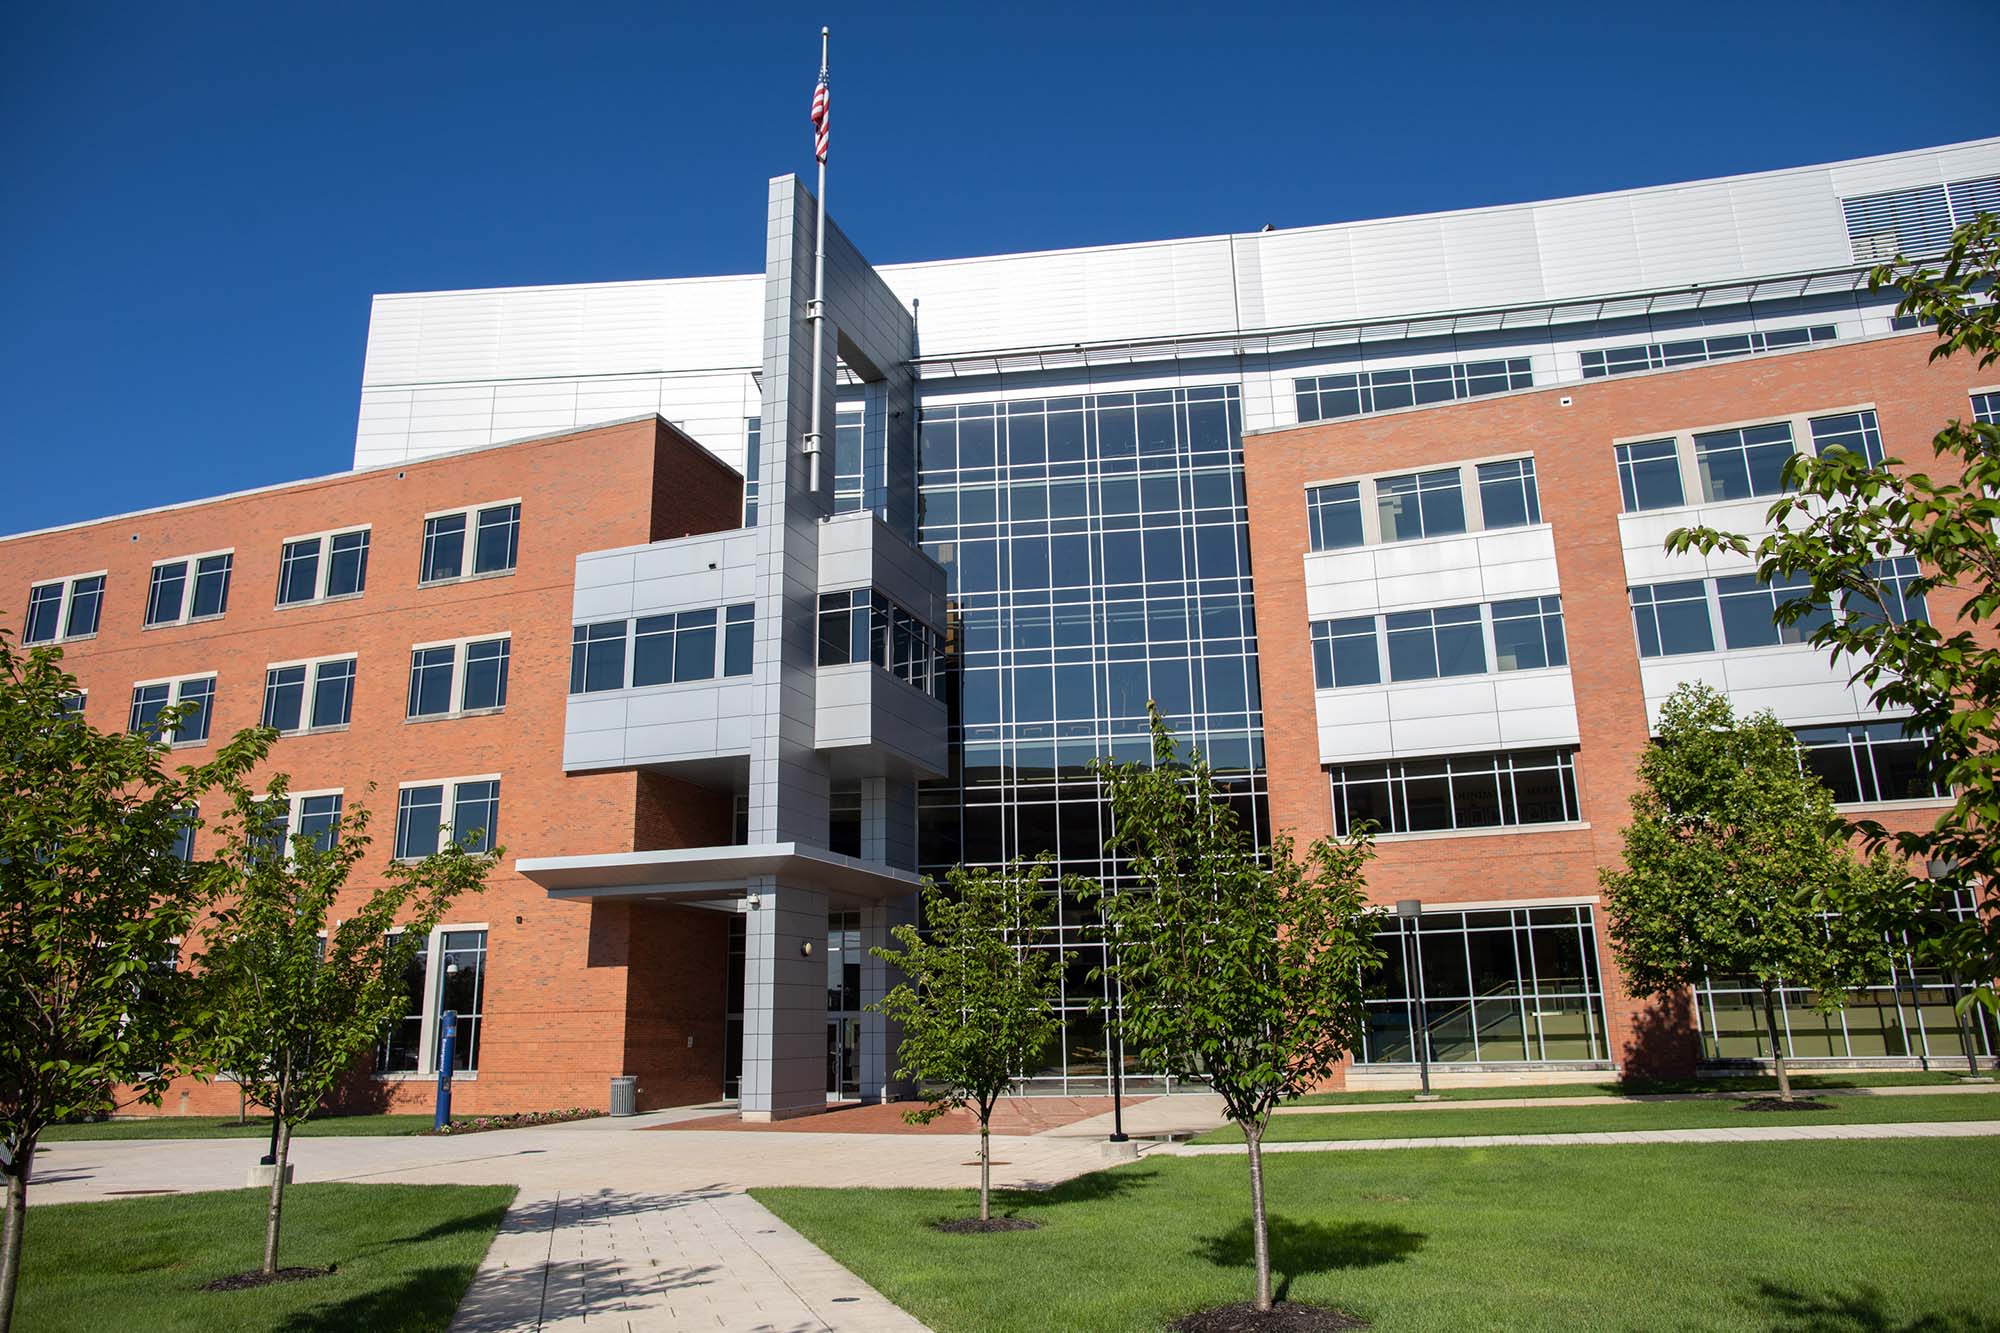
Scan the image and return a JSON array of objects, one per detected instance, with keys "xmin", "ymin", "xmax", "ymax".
[
  {"xmin": 1271, "ymin": 1079, "xmax": 2000, "ymax": 1115},
  {"xmin": 1167, "ymin": 1118, "xmax": 2000, "ymax": 1155}
]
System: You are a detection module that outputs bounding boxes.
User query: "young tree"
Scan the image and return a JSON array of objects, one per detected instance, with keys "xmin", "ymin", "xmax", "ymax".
[
  {"xmin": 1667, "ymin": 214, "xmax": 2000, "ymax": 1007},
  {"xmin": 870, "ymin": 856, "xmax": 1067, "ymax": 1224},
  {"xmin": 0, "ymin": 635, "xmax": 270, "ymax": 1332},
  {"xmin": 1600, "ymin": 683, "xmax": 1902, "ymax": 1100},
  {"xmin": 1091, "ymin": 708, "xmax": 1379, "ymax": 1314},
  {"xmin": 192, "ymin": 779, "xmax": 496, "ymax": 1277}
]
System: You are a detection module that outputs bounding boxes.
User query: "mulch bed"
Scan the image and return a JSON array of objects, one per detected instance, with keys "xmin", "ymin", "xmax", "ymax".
[
  {"xmin": 1171, "ymin": 1302, "xmax": 1369, "ymax": 1331},
  {"xmin": 932, "ymin": 1217, "xmax": 1041, "ymax": 1234},
  {"xmin": 199, "ymin": 1266, "xmax": 333, "ymax": 1292},
  {"xmin": 428, "ymin": 1108, "xmax": 602, "ymax": 1136},
  {"xmin": 1735, "ymin": 1097, "xmax": 1835, "ymax": 1112}
]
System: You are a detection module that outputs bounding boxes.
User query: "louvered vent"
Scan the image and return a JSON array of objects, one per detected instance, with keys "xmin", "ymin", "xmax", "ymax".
[{"xmin": 1842, "ymin": 175, "xmax": 2000, "ymax": 262}]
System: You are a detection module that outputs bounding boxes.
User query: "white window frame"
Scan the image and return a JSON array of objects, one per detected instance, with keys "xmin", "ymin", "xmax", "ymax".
[
  {"xmin": 393, "ymin": 774, "xmax": 502, "ymax": 861},
  {"xmin": 1608, "ymin": 402, "xmax": 1878, "ymax": 518},
  {"xmin": 261, "ymin": 653, "xmax": 358, "ymax": 735},
  {"xmin": 405, "ymin": 633, "xmax": 511, "ymax": 722},
  {"xmin": 275, "ymin": 525, "xmax": 371, "ymax": 608},
  {"xmin": 23, "ymin": 570, "xmax": 108, "ymax": 644},
  {"xmin": 254, "ymin": 788, "xmax": 346, "ymax": 860},
  {"xmin": 1300, "ymin": 451, "xmax": 1540, "ymax": 548},
  {"xmin": 377, "ymin": 921, "xmax": 490, "ymax": 1080},
  {"xmin": 129, "ymin": 672, "xmax": 217, "ymax": 747},
  {"xmin": 143, "ymin": 548, "xmax": 234, "ymax": 628},
  {"xmin": 419, "ymin": 499, "xmax": 522, "ymax": 587}
]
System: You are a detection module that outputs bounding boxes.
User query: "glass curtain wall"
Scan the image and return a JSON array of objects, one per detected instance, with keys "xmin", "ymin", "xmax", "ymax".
[
  {"xmin": 915, "ymin": 385, "xmax": 1267, "ymax": 1093},
  {"xmin": 1361, "ymin": 906, "xmax": 1612, "ymax": 1065}
]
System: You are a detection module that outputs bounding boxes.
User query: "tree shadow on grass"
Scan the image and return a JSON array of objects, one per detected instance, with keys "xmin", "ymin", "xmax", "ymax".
[
  {"xmin": 1194, "ymin": 1217, "xmax": 1425, "ymax": 1302},
  {"xmin": 271, "ymin": 1263, "xmax": 478, "ymax": 1333},
  {"xmin": 1750, "ymin": 1281, "xmax": 1998, "ymax": 1333},
  {"xmin": 999, "ymin": 1167, "xmax": 1163, "ymax": 1210}
]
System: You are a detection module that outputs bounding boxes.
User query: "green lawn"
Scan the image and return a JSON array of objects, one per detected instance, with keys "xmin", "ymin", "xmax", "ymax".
[
  {"xmin": 756, "ymin": 1139, "xmax": 1999, "ymax": 1332},
  {"xmin": 1287, "ymin": 1070, "xmax": 1976, "ymax": 1106},
  {"xmin": 40, "ymin": 1115, "xmax": 434, "ymax": 1142},
  {"xmin": 14, "ymin": 1183, "xmax": 515, "ymax": 1333},
  {"xmin": 1202, "ymin": 1092, "xmax": 2000, "ymax": 1144}
]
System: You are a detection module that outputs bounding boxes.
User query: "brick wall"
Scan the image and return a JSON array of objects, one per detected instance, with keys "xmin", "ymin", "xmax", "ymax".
[
  {"xmin": 1244, "ymin": 333, "xmax": 1989, "ymax": 1082},
  {"xmin": 0, "ymin": 417, "xmax": 744, "ymax": 1116}
]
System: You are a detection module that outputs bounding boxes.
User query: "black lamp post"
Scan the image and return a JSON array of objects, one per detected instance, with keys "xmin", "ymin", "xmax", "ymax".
[
  {"xmin": 1395, "ymin": 898, "xmax": 1432, "ymax": 1098},
  {"xmin": 1105, "ymin": 913, "xmax": 1127, "ymax": 1144}
]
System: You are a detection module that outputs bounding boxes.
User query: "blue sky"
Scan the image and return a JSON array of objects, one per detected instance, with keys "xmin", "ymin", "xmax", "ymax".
[{"xmin": 4, "ymin": 0, "xmax": 1997, "ymax": 535}]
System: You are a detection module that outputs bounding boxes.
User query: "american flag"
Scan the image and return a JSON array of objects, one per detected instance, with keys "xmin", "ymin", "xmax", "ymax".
[{"xmin": 810, "ymin": 60, "xmax": 829, "ymax": 163}]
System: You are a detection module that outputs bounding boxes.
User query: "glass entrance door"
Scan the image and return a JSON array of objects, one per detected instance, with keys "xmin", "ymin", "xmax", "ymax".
[{"xmin": 826, "ymin": 911, "xmax": 861, "ymax": 1099}]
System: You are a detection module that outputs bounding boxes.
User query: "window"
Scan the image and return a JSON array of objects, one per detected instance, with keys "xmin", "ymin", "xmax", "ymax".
[
  {"xmin": 144, "ymin": 552, "xmax": 232, "ymax": 627},
  {"xmin": 1491, "ymin": 596, "xmax": 1567, "ymax": 671},
  {"xmin": 1311, "ymin": 617, "xmax": 1380, "ymax": 689},
  {"xmin": 168, "ymin": 806, "xmax": 197, "ymax": 862},
  {"xmin": 1476, "ymin": 458, "xmax": 1540, "ymax": 529},
  {"xmin": 1850, "ymin": 557, "xmax": 1928, "ymax": 627},
  {"xmin": 1693, "ymin": 422, "xmax": 1796, "ymax": 502},
  {"xmin": 406, "ymin": 635, "xmax": 509, "ymax": 719},
  {"xmin": 1973, "ymin": 392, "xmax": 2000, "ymax": 426},
  {"xmin": 569, "ymin": 621, "xmax": 627, "ymax": 694},
  {"xmin": 1361, "ymin": 905, "xmax": 1609, "ymax": 1064},
  {"xmin": 129, "ymin": 675, "xmax": 214, "ymax": 744},
  {"xmin": 1376, "ymin": 469, "xmax": 1465, "ymax": 543},
  {"xmin": 742, "ymin": 417, "xmax": 761, "ymax": 527},
  {"xmin": 1306, "ymin": 482, "xmax": 1365, "ymax": 552},
  {"xmin": 1385, "ymin": 605, "xmax": 1485, "ymax": 682},
  {"xmin": 23, "ymin": 573, "xmax": 104, "ymax": 643},
  {"xmin": 817, "ymin": 590, "xmax": 942, "ymax": 695},
  {"xmin": 249, "ymin": 791, "xmax": 343, "ymax": 863},
  {"xmin": 1616, "ymin": 440, "xmax": 1685, "ymax": 513},
  {"xmin": 818, "ymin": 590, "xmax": 872, "ymax": 666},
  {"xmin": 277, "ymin": 528, "xmax": 369, "ymax": 606},
  {"xmin": 633, "ymin": 610, "xmax": 718, "ymax": 686},
  {"xmin": 1329, "ymin": 749, "xmax": 1580, "ymax": 836},
  {"xmin": 377, "ymin": 926, "xmax": 490, "ymax": 1075},
  {"xmin": 262, "ymin": 656, "xmax": 356, "ymax": 733},
  {"xmin": 1809, "ymin": 410, "xmax": 1886, "ymax": 468},
  {"xmin": 1796, "ymin": 722, "xmax": 1946, "ymax": 805},
  {"xmin": 1295, "ymin": 358, "xmax": 1532, "ymax": 423},
  {"xmin": 1716, "ymin": 573, "xmax": 1832, "ymax": 649},
  {"xmin": 395, "ymin": 777, "xmax": 500, "ymax": 859},
  {"xmin": 1580, "ymin": 325, "xmax": 1837, "ymax": 379},
  {"xmin": 723, "ymin": 604, "xmax": 754, "ymax": 677},
  {"xmin": 421, "ymin": 502, "xmax": 520, "ymax": 584},
  {"xmin": 1630, "ymin": 581, "xmax": 1715, "ymax": 658}
]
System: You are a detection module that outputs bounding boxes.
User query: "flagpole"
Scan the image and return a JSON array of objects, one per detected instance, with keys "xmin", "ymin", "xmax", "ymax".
[{"xmin": 805, "ymin": 25, "xmax": 830, "ymax": 496}]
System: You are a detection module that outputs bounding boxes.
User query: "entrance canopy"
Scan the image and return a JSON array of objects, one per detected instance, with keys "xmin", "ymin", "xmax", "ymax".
[{"xmin": 516, "ymin": 841, "xmax": 924, "ymax": 906}]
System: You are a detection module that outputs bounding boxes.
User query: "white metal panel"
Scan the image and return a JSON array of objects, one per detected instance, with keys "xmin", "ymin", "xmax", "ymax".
[
  {"xmin": 1348, "ymin": 218, "xmax": 1452, "ymax": 320},
  {"xmin": 1532, "ymin": 194, "xmax": 1642, "ymax": 302},
  {"xmin": 1440, "ymin": 207, "xmax": 1546, "ymax": 310}
]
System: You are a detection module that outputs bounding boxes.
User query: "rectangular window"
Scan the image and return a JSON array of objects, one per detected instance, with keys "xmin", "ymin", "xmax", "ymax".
[
  {"xmin": 250, "ymin": 790, "xmax": 344, "ymax": 863},
  {"xmin": 1491, "ymin": 596, "xmax": 1567, "ymax": 671},
  {"xmin": 377, "ymin": 927, "xmax": 490, "ymax": 1076},
  {"xmin": 462, "ymin": 638, "xmax": 510, "ymax": 711},
  {"xmin": 1694, "ymin": 422, "xmax": 1796, "ymax": 503},
  {"xmin": 395, "ymin": 785, "xmax": 446, "ymax": 859},
  {"xmin": 1476, "ymin": 458, "xmax": 1540, "ymax": 529},
  {"xmin": 1385, "ymin": 604, "xmax": 1485, "ymax": 682},
  {"xmin": 408, "ymin": 646, "xmax": 457, "ymax": 718},
  {"xmin": 277, "ymin": 529, "xmax": 369, "ymax": 606},
  {"xmin": 1795, "ymin": 722, "xmax": 1947, "ymax": 805},
  {"xmin": 1616, "ymin": 440, "xmax": 1686, "ymax": 513},
  {"xmin": 1580, "ymin": 325, "xmax": 1837, "ymax": 378},
  {"xmin": 569, "ymin": 621, "xmax": 627, "ymax": 693},
  {"xmin": 723, "ymin": 603, "xmax": 754, "ymax": 677},
  {"xmin": 1295, "ymin": 358, "xmax": 1532, "ymax": 423},
  {"xmin": 1809, "ymin": 410, "xmax": 1886, "ymax": 468},
  {"xmin": 145, "ymin": 552, "xmax": 233, "ymax": 627},
  {"xmin": 1311, "ymin": 617, "xmax": 1380, "ymax": 689},
  {"xmin": 23, "ymin": 573, "xmax": 105, "ymax": 644},
  {"xmin": 422, "ymin": 502, "xmax": 520, "ymax": 584},
  {"xmin": 742, "ymin": 417, "xmax": 761, "ymax": 527},
  {"xmin": 673, "ymin": 609, "xmax": 717, "ymax": 683},
  {"xmin": 1850, "ymin": 557, "xmax": 1928, "ymax": 627},
  {"xmin": 1376, "ymin": 469, "xmax": 1466, "ymax": 543},
  {"xmin": 451, "ymin": 780, "xmax": 501, "ymax": 854},
  {"xmin": 264, "ymin": 656, "xmax": 355, "ymax": 733},
  {"xmin": 396, "ymin": 778, "xmax": 498, "ymax": 859},
  {"xmin": 632, "ymin": 615, "xmax": 675, "ymax": 686},
  {"xmin": 1972, "ymin": 392, "xmax": 2000, "ymax": 426},
  {"xmin": 131, "ymin": 675, "xmax": 214, "ymax": 744},
  {"xmin": 1330, "ymin": 749, "xmax": 1580, "ymax": 836},
  {"xmin": 1717, "ymin": 573, "xmax": 1831, "ymax": 649},
  {"xmin": 296, "ymin": 793, "xmax": 344, "ymax": 853},
  {"xmin": 818, "ymin": 591, "xmax": 856, "ymax": 666},
  {"xmin": 1306, "ymin": 482, "xmax": 1365, "ymax": 551},
  {"xmin": 1629, "ymin": 581, "xmax": 1715, "ymax": 658}
]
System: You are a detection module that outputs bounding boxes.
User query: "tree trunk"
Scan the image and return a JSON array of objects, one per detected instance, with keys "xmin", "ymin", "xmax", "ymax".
[
  {"xmin": 1759, "ymin": 984, "xmax": 1793, "ymax": 1102},
  {"xmin": 1, "ymin": 1160, "xmax": 29, "ymax": 1333},
  {"xmin": 978, "ymin": 1119, "xmax": 991, "ymax": 1222},
  {"xmin": 1245, "ymin": 1120, "xmax": 1273, "ymax": 1312},
  {"xmin": 263, "ymin": 1118, "xmax": 292, "ymax": 1274}
]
